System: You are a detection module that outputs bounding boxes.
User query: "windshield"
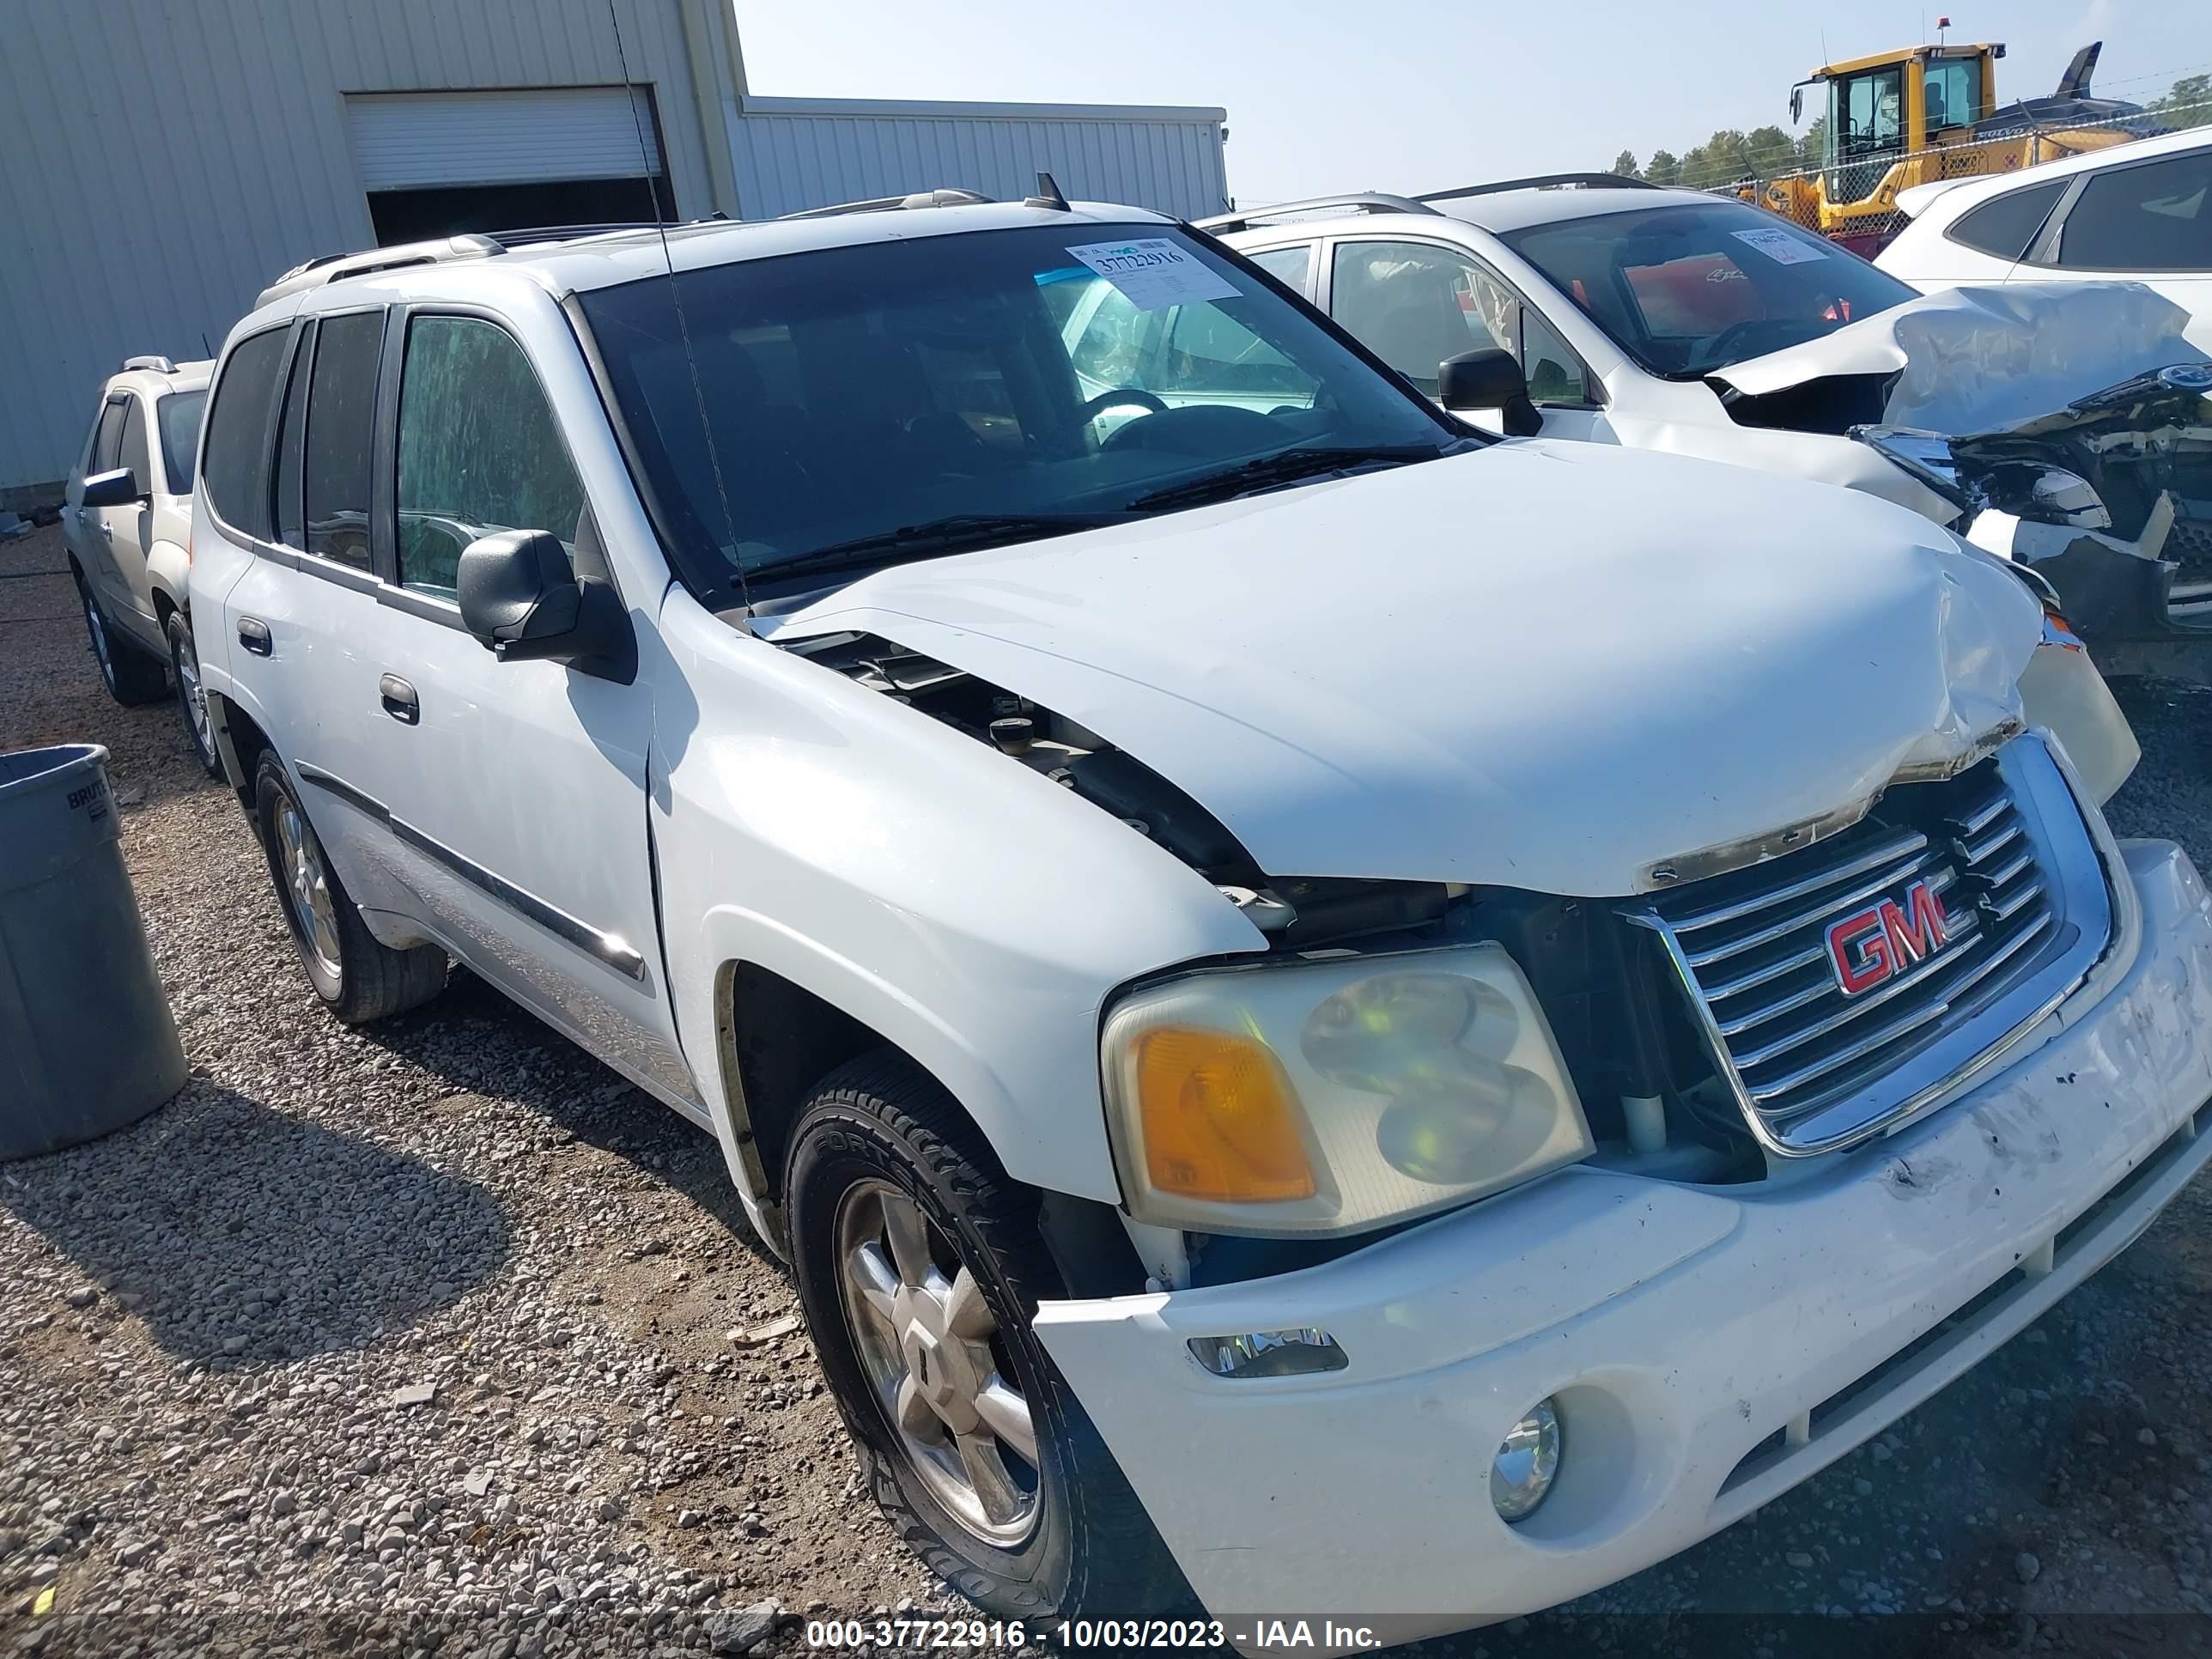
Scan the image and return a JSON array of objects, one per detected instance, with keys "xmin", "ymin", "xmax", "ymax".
[
  {"xmin": 576, "ymin": 222, "xmax": 1462, "ymax": 596},
  {"xmin": 1498, "ymin": 201, "xmax": 1920, "ymax": 379},
  {"xmin": 156, "ymin": 390, "xmax": 206, "ymax": 495}
]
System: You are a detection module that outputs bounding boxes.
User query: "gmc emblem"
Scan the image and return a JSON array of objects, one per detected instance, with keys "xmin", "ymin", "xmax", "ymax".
[{"xmin": 1825, "ymin": 878, "xmax": 1952, "ymax": 996}]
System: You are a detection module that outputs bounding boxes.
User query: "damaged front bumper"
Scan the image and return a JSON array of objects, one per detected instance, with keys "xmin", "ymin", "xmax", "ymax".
[
  {"xmin": 1875, "ymin": 364, "xmax": 2212, "ymax": 646},
  {"xmin": 1034, "ymin": 841, "xmax": 2212, "ymax": 1651}
]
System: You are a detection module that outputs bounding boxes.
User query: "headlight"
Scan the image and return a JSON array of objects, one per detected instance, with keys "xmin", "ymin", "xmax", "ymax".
[
  {"xmin": 1850, "ymin": 425, "xmax": 1972, "ymax": 513},
  {"xmin": 1100, "ymin": 944, "xmax": 1593, "ymax": 1234}
]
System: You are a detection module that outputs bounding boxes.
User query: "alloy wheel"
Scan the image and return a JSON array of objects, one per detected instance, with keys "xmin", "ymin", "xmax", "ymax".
[
  {"xmin": 173, "ymin": 623, "xmax": 212, "ymax": 757},
  {"xmin": 82, "ymin": 588, "xmax": 114, "ymax": 690},
  {"xmin": 835, "ymin": 1180, "xmax": 1042, "ymax": 1547},
  {"xmin": 273, "ymin": 797, "xmax": 343, "ymax": 982}
]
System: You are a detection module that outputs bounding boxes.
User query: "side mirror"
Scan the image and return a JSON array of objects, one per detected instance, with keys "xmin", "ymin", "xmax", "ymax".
[
  {"xmin": 81, "ymin": 467, "xmax": 145, "ymax": 508},
  {"xmin": 455, "ymin": 528, "xmax": 636, "ymax": 681},
  {"xmin": 1437, "ymin": 348, "xmax": 1543, "ymax": 437},
  {"xmin": 1790, "ymin": 85, "xmax": 1803, "ymax": 124}
]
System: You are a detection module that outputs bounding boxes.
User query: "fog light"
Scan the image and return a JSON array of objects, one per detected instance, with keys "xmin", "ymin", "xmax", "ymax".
[
  {"xmin": 1188, "ymin": 1328, "xmax": 1348, "ymax": 1378},
  {"xmin": 1491, "ymin": 1397, "xmax": 1561, "ymax": 1521}
]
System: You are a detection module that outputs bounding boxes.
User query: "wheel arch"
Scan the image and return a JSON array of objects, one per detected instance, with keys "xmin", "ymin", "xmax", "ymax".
[
  {"xmin": 714, "ymin": 956, "xmax": 984, "ymax": 1249},
  {"xmin": 205, "ymin": 690, "xmax": 271, "ymax": 812}
]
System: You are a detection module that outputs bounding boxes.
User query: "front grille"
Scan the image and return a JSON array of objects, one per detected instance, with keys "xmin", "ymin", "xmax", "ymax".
[
  {"xmin": 1629, "ymin": 737, "xmax": 2111, "ymax": 1154},
  {"xmin": 2166, "ymin": 508, "xmax": 2212, "ymax": 592}
]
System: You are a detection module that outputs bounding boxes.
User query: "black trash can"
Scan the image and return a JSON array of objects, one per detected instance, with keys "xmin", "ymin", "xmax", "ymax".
[{"xmin": 1, "ymin": 744, "xmax": 187, "ymax": 1157}]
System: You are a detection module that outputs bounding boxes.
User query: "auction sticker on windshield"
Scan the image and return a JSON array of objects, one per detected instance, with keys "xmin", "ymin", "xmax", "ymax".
[
  {"xmin": 1730, "ymin": 226, "xmax": 1829, "ymax": 265},
  {"xmin": 1066, "ymin": 239, "xmax": 1240, "ymax": 309}
]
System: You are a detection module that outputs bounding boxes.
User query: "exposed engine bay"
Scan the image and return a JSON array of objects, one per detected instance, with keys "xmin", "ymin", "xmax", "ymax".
[
  {"xmin": 777, "ymin": 629, "xmax": 1776, "ymax": 1215},
  {"xmin": 781, "ymin": 629, "xmax": 1455, "ymax": 951}
]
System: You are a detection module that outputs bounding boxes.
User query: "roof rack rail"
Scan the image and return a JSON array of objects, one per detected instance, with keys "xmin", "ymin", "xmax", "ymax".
[
  {"xmin": 120, "ymin": 355, "xmax": 176, "ymax": 374},
  {"xmin": 780, "ymin": 188, "xmax": 994, "ymax": 221},
  {"xmin": 1194, "ymin": 192, "xmax": 1437, "ymax": 234},
  {"xmin": 254, "ymin": 234, "xmax": 504, "ymax": 310},
  {"xmin": 1417, "ymin": 172, "xmax": 1660, "ymax": 203},
  {"xmin": 480, "ymin": 216, "xmax": 733, "ymax": 248}
]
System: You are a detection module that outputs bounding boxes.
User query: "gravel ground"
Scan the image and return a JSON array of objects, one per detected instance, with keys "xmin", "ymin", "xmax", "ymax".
[{"xmin": 4, "ymin": 516, "xmax": 2212, "ymax": 1659}]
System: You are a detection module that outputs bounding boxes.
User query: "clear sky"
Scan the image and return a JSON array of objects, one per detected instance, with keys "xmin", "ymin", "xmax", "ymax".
[{"xmin": 734, "ymin": 0, "xmax": 2212, "ymax": 204}]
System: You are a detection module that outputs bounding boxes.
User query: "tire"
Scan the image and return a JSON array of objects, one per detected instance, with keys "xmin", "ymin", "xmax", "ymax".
[
  {"xmin": 252, "ymin": 753, "xmax": 447, "ymax": 1023},
  {"xmin": 167, "ymin": 611, "xmax": 222, "ymax": 777},
  {"xmin": 76, "ymin": 571, "xmax": 167, "ymax": 706},
  {"xmin": 787, "ymin": 1050, "xmax": 1188, "ymax": 1621}
]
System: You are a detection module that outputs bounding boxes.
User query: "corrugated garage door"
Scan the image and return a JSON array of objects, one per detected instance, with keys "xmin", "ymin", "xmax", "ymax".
[{"xmin": 348, "ymin": 88, "xmax": 663, "ymax": 191}]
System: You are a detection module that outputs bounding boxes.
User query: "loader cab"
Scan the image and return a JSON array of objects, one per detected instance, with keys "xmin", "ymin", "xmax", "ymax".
[{"xmin": 1807, "ymin": 44, "xmax": 1997, "ymax": 203}]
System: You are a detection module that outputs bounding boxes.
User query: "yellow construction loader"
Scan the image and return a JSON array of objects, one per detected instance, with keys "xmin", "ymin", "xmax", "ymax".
[{"xmin": 1756, "ymin": 38, "xmax": 2149, "ymax": 255}]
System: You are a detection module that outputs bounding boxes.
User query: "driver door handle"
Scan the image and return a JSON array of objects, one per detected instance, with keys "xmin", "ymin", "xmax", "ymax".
[{"xmin": 379, "ymin": 673, "xmax": 420, "ymax": 725}]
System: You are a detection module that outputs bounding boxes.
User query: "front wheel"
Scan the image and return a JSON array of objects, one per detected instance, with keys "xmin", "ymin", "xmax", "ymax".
[
  {"xmin": 253, "ymin": 754, "xmax": 447, "ymax": 1023},
  {"xmin": 787, "ymin": 1052, "xmax": 1188, "ymax": 1620},
  {"xmin": 76, "ymin": 572, "xmax": 167, "ymax": 706},
  {"xmin": 167, "ymin": 611, "xmax": 221, "ymax": 776}
]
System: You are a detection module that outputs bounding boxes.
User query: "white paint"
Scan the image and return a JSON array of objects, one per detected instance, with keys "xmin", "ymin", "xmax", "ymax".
[{"xmin": 1036, "ymin": 842, "xmax": 2212, "ymax": 1644}]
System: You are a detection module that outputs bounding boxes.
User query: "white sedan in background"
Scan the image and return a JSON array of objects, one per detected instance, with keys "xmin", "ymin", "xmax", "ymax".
[
  {"xmin": 1875, "ymin": 125, "xmax": 2212, "ymax": 348},
  {"xmin": 1205, "ymin": 176, "xmax": 2212, "ymax": 647}
]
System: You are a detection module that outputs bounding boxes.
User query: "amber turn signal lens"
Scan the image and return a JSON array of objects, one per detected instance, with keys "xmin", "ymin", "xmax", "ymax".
[{"xmin": 1133, "ymin": 1026, "xmax": 1316, "ymax": 1202}]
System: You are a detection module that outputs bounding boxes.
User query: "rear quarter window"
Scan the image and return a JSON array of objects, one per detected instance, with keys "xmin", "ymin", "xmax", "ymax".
[
  {"xmin": 1947, "ymin": 180, "xmax": 2066, "ymax": 261},
  {"xmin": 200, "ymin": 328, "xmax": 289, "ymax": 538}
]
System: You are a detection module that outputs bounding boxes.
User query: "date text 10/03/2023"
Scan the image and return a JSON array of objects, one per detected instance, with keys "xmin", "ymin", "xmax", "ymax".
[{"xmin": 804, "ymin": 1620, "xmax": 1386, "ymax": 1650}]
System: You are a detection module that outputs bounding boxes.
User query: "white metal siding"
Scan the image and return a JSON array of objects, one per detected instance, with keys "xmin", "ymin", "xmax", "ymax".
[
  {"xmin": 349, "ymin": 88, "xmax": 665, "ymax": 190},
  {"xmin": 730, "ymin": 106, "xmax": 1230, "ymax": 223}
]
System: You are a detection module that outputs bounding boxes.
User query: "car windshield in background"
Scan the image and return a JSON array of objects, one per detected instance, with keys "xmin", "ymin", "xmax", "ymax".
[
  {"xmin": 576, "ymin": 223, "xmax": 1463, "ymax": 594},
  {"xmin": 1498, "ymin": 202, "xmax": 1922, "ymax": 378},
  {"xmin": 156, "ymin": 390, "xmax": 206, "ymax": 495}
]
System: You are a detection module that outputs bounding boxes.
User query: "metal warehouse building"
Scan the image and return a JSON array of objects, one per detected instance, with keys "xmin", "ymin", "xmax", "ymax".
[{"xmin": 0, "ymin": 0, "xmax": 1230, "ymax": 501}]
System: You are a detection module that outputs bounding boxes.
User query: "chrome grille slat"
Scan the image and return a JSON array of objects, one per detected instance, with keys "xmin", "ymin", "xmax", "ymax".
[
  {"xmin": 1751, "ymin": 913, "xmax": 2055, "ymax": 1108},
  {"xmin": 1631, "ymin": 744, "xmax": 2098, "ymax": 1155},
  {"xmin": 1950, "ymin": 792, "xmax": 2011, "ymax": 836},
  {"xmin": 1662, "ymin": 829, "xmax": 1928, "ymax": 934},
  {"xmin": 1986, "ymin": 878, "xmax": 2045, "ymax": 921},
  {"xmin": 1703, "ymin": 940, "xmax": 1827, "ymax": 1003},
  {"xmin": 1683, "ymin": 846, "xmax": 1946, "ymax": 969},
  {"xmin": 1960, "ymin": 818, "xmax": 2021, "ymax": 865},
  {"xmin": 1730, "ymin": 914, "xmax": 1988, "ymax": 1068}
]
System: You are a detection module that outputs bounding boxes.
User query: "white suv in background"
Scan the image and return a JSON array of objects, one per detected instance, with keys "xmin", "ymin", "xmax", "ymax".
[
  {"xmin": 188, "ymin": 197, "xmax": 2212, "ymax": 1645},
  {"xmin": 1875, "ymin": 126, "xmax": 2212, "ymax": 345},
  {"xmin": 62, "ymin": 355, "xmax": 218, "ymax": 771}
]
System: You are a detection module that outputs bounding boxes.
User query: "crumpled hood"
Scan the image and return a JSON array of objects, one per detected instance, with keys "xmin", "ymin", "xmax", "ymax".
[
  {"xmin": 1711, "ymin": 282, "xmax": 2207, "ymax": 434},
  {"xmin": 764, "ymin": 443, "xmax": 2040, "ymax": 895}
]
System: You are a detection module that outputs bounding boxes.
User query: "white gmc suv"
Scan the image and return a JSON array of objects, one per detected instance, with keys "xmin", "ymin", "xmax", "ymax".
[{"xmin": 190, "ymin": 196, "xmax": 2212, "ymax": 1646}]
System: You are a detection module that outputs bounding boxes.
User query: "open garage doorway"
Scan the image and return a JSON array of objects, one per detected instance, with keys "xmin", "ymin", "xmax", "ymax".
[{"xmin": 349, "ymin": 87, "xmax": 675, "ymax": 244}]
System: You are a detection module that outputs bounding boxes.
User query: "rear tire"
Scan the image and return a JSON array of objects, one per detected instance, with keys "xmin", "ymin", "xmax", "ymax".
[
  {"xmin": 787, "ymin": 1050, "xmax": 1188, "ymax": 1621},
  {"xmin": 167, "ymin": 611, "xmax": 221, "ymax": 777},
  {"xmin": 76, "ymin": 572, "xmax": 167, "ymax": 706},
  {"xmin": 253, "ymin": 754, "xmax": 447, "ymax": 1023}
]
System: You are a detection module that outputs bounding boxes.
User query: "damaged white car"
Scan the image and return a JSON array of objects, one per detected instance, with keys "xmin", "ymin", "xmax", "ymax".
[
  {"xmin": 191, "ymin": 197, "xmax": 2212, "ymax": 1648},
  {"xmin": 1207, "ymin": 177, "xmax": 2212, "ymax": 647}
]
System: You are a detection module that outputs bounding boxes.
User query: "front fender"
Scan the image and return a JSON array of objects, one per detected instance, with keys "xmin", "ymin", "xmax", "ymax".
[
  {"xmin": 146, "ymin": 540, "xmax": 191, "ymax": 622},
  {"xmin": 651, "ymin": 587, "xmax": 1267, "ymax": 1210}
]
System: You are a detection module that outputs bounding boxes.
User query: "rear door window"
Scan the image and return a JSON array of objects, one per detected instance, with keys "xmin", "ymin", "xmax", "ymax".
[
  {"xmin": 199, "ymin": 327, "xmax": 289, "ymax": 539},
  {"xmin": 395, "ymin": 315, "xmax": 586, "ymax": 597},
  {"xmin": 301, "ymin": 312, "xmax": 384, "ymax": 569},
  {"xmin": 2054, "ymin": 151, "xmax": 2212, "ymax": 272}
]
